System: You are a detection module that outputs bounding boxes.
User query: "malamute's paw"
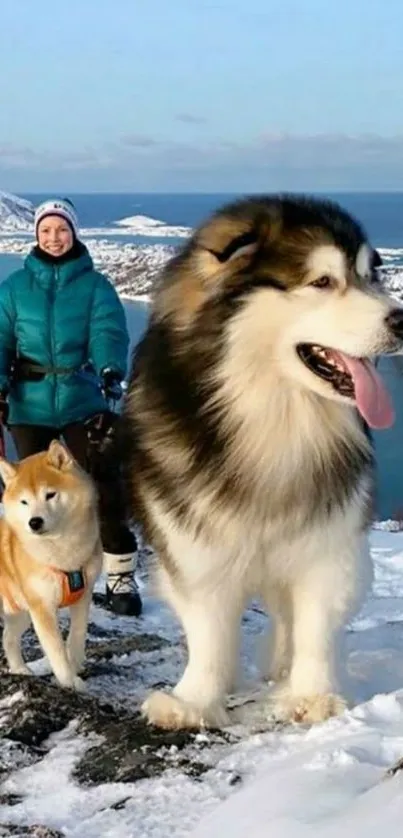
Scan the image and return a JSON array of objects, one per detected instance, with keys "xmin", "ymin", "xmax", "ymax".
[
  {"xmin": 141, "ymin": 690, "xmax": 228, "ymax": 730},
  {"xmin": 270, "ymin": 689, "xmax": 347, "ymax": 724},
  {"xmin": 265, "ymin": 664, "xmax": 290, "ymax": 683}
]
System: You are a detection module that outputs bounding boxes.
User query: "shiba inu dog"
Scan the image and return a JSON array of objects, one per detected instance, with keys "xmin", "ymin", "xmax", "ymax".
[
  {"xmin": 0, "ymin": 440, "xmax": 102, "ymax": 690},
  {"xmin": 121, "ymin": 194, "xmax": 403, "ymax": 729}
]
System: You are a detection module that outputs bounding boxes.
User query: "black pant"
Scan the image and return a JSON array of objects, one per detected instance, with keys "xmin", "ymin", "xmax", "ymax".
[{"xmin": 10, "ymin": 421, "xmax": 136, "ymax": 557}]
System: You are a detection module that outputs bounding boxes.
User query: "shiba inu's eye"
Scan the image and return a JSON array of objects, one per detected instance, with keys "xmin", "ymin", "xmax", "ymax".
[
  {"xmin": 311, "ymin": 275, "xmax": 335, "ymax": 290},
  {"xmin": 45, "ymin": 491, "xmax": 57, "ymax": 501},
  {"xmin": 20, "ymin": 499, "xmax": 28, "ymax": 506}
]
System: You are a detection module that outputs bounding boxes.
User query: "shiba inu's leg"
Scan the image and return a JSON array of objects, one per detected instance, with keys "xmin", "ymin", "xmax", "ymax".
[
  {"xmin": 2, "ymin": 611, "xmax": 32, "ymax": 675},
  {"xmin": 66, "ymin": 591, "xmax": 92, "ymax": 674},
  {"xmin": 66, "ymin": 556, "xmax": 102, "ymax": 674},
  {"xmin": 143, "ymin": 567, "xmax": 243, "ymax": 729},
  {"xmin": 262, "ymin": 585, "xmax": 293, "ymax": 682},
  {"xmin": 29, "ymin": 604, "xmax": 84, "ymax": 690}
]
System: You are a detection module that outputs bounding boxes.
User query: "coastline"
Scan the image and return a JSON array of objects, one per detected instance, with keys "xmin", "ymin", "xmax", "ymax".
[
  {"xmin": 1, "ymin": 235, "xmax": 403, "ymax": 305},
  {"xmin": 0, "ymin": 236, "xmax": 173, "ymax": 301},
  {"xmin": 120, "ymin": 292, "xmax": 152, "ymax": 304}
]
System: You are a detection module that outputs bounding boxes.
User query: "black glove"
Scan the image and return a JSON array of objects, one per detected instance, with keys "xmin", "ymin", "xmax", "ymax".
[
  {"xmin": 101, "ymin": 368, "xmax": 124, "ymax": 401},
  {"xmin": 0, "ymin": 391, "xmax": 9, "ymax": 425}
]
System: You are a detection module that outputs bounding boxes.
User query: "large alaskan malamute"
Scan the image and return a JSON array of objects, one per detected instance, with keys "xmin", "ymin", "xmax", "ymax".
[{"xmin": 122, "ymin": 195, "xmax": 403, "ymax": 728}]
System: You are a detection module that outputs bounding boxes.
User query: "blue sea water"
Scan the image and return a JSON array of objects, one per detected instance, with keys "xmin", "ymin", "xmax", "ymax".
[
  {"xmin": 2, "ymin": 192, "xmax": 403, "ymax": 519},
  {"xmin": 22, "ymin": 191, "xmax": 403, "ymax": 248}
]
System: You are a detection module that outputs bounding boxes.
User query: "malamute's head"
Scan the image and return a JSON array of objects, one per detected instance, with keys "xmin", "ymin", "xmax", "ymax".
[
  {"xmin": 154, "ymin": 195, "xmax": 402, "ymax": 430},
  {"xmin": 0, "ymin": 441, "xmax": 97, "ymax": 538}
]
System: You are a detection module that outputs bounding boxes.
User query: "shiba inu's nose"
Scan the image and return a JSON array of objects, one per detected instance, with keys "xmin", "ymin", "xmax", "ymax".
[
  {"xmin": 386, "ymin": 309, "xmax": 403, "ymax": 339},
  {"xmin": 29, "ymin": 516, "xmax": 45, "ymax": 533}
]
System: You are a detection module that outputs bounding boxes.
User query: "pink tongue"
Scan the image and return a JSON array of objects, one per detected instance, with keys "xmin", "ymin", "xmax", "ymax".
[{"xmin": 334, "ymin": 352, "xmax": 395, "ymax": 430}]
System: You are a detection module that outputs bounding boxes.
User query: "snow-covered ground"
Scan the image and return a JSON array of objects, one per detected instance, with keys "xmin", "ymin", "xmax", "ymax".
[{"xmin": 1, "ymin": 527, "xmax": 403, "ymax": 837}]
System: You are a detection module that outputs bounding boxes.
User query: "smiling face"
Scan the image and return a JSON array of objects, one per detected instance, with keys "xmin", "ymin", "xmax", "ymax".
[{"xmin": 37, "ymin": 215, "xmax": 74, "ymax": 256}]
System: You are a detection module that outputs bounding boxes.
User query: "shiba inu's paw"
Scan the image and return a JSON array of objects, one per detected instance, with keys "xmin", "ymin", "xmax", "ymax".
[
  {"xmin": 72, "ymin": 675, "xmax": 86, "ymax": 692},
  {"xmin": 142, "ymin": 690, "xmax": 228, "ymax": 730},
  {"xmin": 66, "ymin": 645, "xmax": 85, "ymax": 675},
  {"xmin": 269, "ymin": 687, "xmax": 347, "ymax": 724},
  {"xmin": 56, "ymin": 672, "xmax": 86, "ymax": 692}
]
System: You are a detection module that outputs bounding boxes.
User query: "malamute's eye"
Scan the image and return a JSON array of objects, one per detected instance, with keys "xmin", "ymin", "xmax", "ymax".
[
  {"xmin": 45, "ymin": 491, "xmax": 57, "ymax": 501},
  {"xmin": 311, "ymin": 275, "xmax": 335, "ymax": 290}
]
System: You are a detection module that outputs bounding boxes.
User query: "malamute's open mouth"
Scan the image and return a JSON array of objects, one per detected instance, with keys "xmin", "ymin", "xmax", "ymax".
[
  {"xmin": 296, "ymin": 342, "xmax": 395, "ymax": 430},
  {"xmin": 297, "ymin": 344, "xmax": 355, "ymax": 398}
]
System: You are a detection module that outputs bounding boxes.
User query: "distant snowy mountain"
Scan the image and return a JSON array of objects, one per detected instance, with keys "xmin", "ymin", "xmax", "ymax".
[{"xmin": 0, "ymin": 190, "xmax": 34, "ymax": 232}]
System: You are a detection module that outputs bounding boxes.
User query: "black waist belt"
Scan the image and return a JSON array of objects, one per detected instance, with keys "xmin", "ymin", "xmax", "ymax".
[{"xmin": 12, "ymin": 358, "xmax": 79, "ymax": 382}]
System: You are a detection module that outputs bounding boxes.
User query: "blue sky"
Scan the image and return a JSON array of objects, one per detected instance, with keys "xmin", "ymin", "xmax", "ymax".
[{"xmin": 1, "ymin": 0, "xmax": 403, "ymax": 192}]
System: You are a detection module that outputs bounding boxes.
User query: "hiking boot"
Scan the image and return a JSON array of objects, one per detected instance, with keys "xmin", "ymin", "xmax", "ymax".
[{"xmin": 103, "ymin": 552, "xmax": 143, "ymax": 617}]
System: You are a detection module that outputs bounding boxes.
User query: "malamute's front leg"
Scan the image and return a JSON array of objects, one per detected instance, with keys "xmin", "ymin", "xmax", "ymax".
[
  {"xmin": 143, "ymin": 572, "xmax": 243, "ymax": 730},
  {"xmin": 29, "ymin": 603, "xmax": 84, "ymax": 691},
  {"xmin": 270, "ymin": 544, "xmax": 372, "ymax": 724}
]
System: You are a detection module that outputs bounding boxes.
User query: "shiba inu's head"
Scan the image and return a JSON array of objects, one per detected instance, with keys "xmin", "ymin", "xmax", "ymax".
[
  {"xmin": 154, "ymin": 195, "xmax": 403, "ymax": 430},
  {"xmin": 0, "ymin": 440, "xmax": 97, "ymax": 538}
]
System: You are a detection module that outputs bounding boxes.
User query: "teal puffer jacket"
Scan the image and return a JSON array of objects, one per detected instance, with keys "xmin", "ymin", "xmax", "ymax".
[{"xmin": 0, "ymin": 246, "xmax": 130, "ymax": 427}]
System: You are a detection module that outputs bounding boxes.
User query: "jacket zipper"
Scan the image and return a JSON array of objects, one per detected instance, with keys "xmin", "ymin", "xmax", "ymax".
[{"xmin": 50, "ymin": 268, "xmax": 57, "ymax": 423}]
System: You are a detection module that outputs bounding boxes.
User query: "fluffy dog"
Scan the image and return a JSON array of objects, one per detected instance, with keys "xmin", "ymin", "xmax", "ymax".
[{"xmin": 121, "ymin": 195, "xmax": 403, "ymax": 727}]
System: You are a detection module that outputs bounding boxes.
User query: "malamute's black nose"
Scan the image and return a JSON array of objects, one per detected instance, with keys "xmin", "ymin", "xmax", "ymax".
[
  {"xmin": 29, "ymin": 516, "xmax": 44, "ymax": 533},
  {"xmin": 386, "ymin": 309, "xmax": 403, "ymax": 338}
]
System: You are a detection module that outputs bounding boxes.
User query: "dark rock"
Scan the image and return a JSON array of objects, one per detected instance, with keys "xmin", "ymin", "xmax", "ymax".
[
  {"xmin": 0, "ymin": 795, "xmax": 24, "ymax": 807},
  {"xmin": 386, "ymin": 756, "xmax": 403, "ymax": 777},
  {"xmin": 0, "ymin": 674, "xmax": 233, "ymax": 786},
  {"xmin": 87, "ymin": 632, "xmax": 168, "ymax": 660}
]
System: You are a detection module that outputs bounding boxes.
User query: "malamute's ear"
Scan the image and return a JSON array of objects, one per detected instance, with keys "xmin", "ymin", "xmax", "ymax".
[
  {"xmin": 0, "ymin": 458, "xmax": 17, "ymax": 486},
  {"xmin": 207, "ymin": 230, "xmax": 259, "ymax": 264},
  {"xmin": 47, "ymin": 440, "xmax": 73, "ymax": 470},
  {"xmin": 196, "ymin": 218, "xmax": 260, "ymax": 283}
]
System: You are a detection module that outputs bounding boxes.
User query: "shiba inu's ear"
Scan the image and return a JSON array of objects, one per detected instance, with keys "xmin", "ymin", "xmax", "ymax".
[
  {"xmin": 0, "ymin": 458, "xmax": 17, "ymax": 486},
  {"xmin": 47, "ymin": 440, "xmax": 73, "ymax": 470}
]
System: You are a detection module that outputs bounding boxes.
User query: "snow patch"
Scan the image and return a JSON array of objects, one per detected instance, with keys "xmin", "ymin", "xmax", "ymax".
[{"xmin": 115, "ymin": 214, "xmax": 191, "ymax": 237}]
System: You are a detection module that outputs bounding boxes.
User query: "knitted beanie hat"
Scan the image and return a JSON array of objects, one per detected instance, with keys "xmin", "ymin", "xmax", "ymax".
[{"xmin": 34, "ymin": 198, "xmax": 79, "ymax": 238}]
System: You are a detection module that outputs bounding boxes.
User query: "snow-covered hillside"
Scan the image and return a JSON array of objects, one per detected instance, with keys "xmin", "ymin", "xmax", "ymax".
[
  {"xmin": 0, "ymin": 191, "xmax": 34, "ymax": 232},
  {"xmin": 1, "ymin": 526, "xmax": 403, "ymax": 837}
]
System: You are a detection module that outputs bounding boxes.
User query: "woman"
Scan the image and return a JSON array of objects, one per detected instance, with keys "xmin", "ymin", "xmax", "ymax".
[{"xmin": 0, "ymin": 198, "xmax": 142, "ymax": 617}]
